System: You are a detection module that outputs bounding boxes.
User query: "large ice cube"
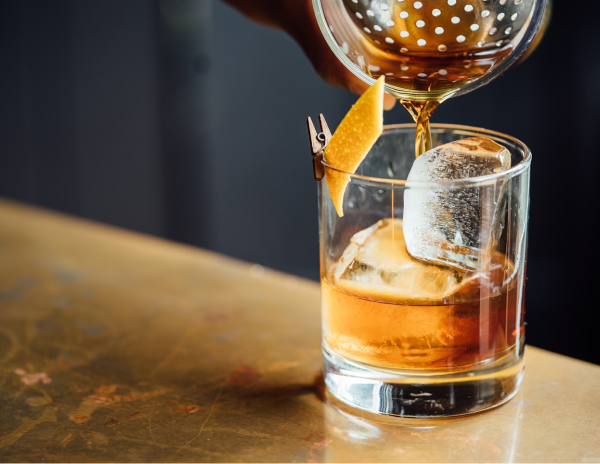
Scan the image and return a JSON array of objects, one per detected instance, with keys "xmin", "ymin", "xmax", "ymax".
[
  {"xmin": 403, "ymin": 137, "xmax": 511, "ymax": 272},
  {"xmin": 333, "ymin": 218, "xmax": 465, "ymax": 304}
]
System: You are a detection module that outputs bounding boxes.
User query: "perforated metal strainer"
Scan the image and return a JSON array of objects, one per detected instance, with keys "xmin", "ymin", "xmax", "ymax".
[
  {"xmin": 314, "ymin": 0, "xmax": 550, "ymax": 101},
  {"xmin": 344, "ymin": 0, "xmax": 534, "ymax": 55}
]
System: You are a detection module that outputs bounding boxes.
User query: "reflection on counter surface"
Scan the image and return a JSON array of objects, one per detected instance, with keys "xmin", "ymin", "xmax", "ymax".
[{"xmin": 322, "ymin": 390, "xmax": 524, "ymax": 462}]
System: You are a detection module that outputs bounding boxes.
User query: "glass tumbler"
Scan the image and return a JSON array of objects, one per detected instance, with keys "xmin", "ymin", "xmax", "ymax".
[{"xmin": 319, "ymin": 123, "xmax": 531, "ymax": 418}]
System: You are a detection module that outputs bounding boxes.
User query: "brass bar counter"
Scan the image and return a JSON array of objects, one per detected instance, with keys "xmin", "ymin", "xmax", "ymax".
[{"xmin": 1, "ymin": 198, "xmax": 599, "ymax": 463}]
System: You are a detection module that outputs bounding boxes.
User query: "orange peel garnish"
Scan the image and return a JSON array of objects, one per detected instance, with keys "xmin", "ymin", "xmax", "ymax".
[{"xmin": 324, "ymin": 76, "xmax": 385, "ymax": 217}]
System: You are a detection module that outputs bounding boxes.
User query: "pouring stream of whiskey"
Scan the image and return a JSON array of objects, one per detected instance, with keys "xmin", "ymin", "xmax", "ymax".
[
  {"xmin": 401, "ymin": 100, "xmax": 440, "ymax": 158},
  {"xmin": 391, "ymin": 182, "xmax": 395, "ymax": 245}
]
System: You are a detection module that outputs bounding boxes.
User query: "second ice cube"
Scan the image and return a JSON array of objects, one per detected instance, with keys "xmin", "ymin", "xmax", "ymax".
[{"xmin": 403, "ymin": 137, "xmax": 511, "ymax": 271}]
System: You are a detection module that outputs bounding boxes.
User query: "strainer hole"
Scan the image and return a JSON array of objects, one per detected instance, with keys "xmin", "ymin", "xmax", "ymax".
[
  {"xmin": 417, "ymin": 39, "xmax": 427, "ymax": 46},
  {"xmin": 416, "ymin": 20, "xmax": 425, "ymax": 27},
  {"xmin": 400, "ymin": 30, "xmax": 409, "ymax": 37},
  {"xmin": 470, "ymin": 24, "xmax": 479, "ymax": 31},
  {"xmin": 438, "ymin": 69, "xmax": 448, "ymax": 75},
  {"xmin": 464, "ymin": 5, "xmax": 474, "ymax": 12},
  {"xmin": 386, "ymin": 19, "xmax": 395, "ymax": 26},
  {"xmin": 367, "ymin": 9, "xmax": 375, "ymax": 17},
  {"xmin": 451, "ymin": 16, "xmax": 460, "ymax": 24},
  {"xmin": 413, "ymin": 1, "xmax": 423, "ymax": 9},
  {"xmin": 400, "ymin": 11, "xmax": 409, "ymax": 18},
  {"xmin": 364, "ymin": 27, "xmax": 372, "ymax": 33},
  {"xmin": 435, "ymin": 27, "xmax": 444, "ymax": 34},
  {"xmin": 456, "ymin": 35, "xmax": 466, "ymax": 43},
  {"xmin": 374, "ymin": 25, "xmax": 382, "ymax": 31},
  {"xmin": 432, "ymin": 8, "xmax": 441, "ymax": 16},
  {"xmin": 438, "ymin": 44, "xmax": 447, "ymax": 51},
  {"xmin": 356, "ymin": 12, "xmax": 363, "ymax": 19},
  {"xmin": 481, "ymin": 10, "xmax": 490, "ymax": 17},
  {"xmin": 504, "ymin": 26, "xmax": 512, "ymax": 34},
  {"xmin": 385, "ymin": 37, "xmax": 395, "ymax": 43},
  {"xmin": 447, "ymin": 0, "xmax": 456, "ymax": 5},
  {"xmin": 497, "ymin": 12, "xmax": 505, "ymax": 20},
  {"xmin": 380, "ymin": 3, "xmax": 389, "ymax": 10},
  {"xmin": 489, "ymin": 27, "xmax": 497, "ymax": 34},
  {"xmin": 511, "ymin": 13, "xmax": 518, "ymax": 20}
]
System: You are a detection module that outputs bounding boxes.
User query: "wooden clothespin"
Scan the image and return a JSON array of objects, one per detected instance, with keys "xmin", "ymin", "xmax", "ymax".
[{"xmin": 306, "ymin": 113, "xmax": 332, "ymax": 181}]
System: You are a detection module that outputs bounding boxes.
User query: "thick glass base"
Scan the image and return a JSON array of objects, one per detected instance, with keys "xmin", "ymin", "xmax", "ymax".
[{"xmin": 323, "ymin": 342, "xmax": 525, "ymax": 418}]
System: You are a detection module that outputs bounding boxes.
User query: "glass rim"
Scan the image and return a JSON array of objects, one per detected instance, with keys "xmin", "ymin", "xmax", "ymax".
[{"xmin": 321, "ymin": 123, "xmax": 532, "ymax": 187}]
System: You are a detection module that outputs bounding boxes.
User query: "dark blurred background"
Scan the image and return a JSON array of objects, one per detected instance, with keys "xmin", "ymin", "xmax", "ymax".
[{"xmin": 1, "ymin": 0, "xmax": 599, "ymax": 364}]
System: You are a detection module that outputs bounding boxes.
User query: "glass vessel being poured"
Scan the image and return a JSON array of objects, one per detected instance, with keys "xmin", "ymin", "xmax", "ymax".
[{"xmin": 313, "ymin": 0, "xmax": 550, "ymax": 156}]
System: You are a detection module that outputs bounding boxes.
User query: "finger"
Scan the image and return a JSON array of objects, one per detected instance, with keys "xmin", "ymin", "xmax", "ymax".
[
  {"xmin": 346, "ymin": 71, "xmax": 397, "ymax": 111},
  {"xmin": 288, "ymin": 4, "xmax": 396, "ymax": 110},
  {"xmin": 383, "ymin": 94, "xmax": 397, "ymax": 110}
]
